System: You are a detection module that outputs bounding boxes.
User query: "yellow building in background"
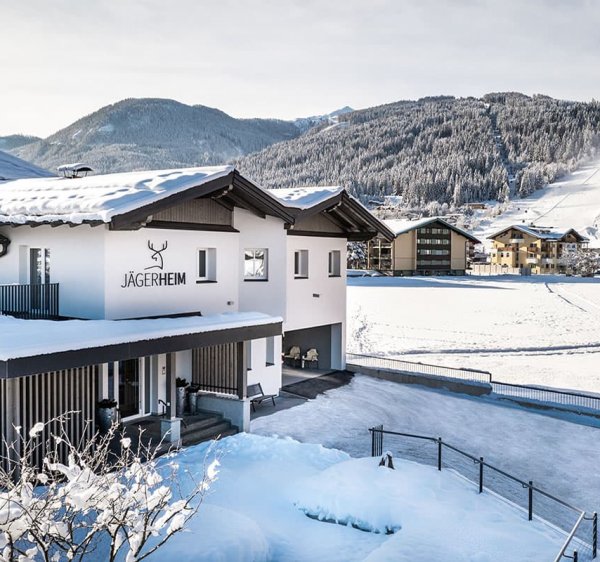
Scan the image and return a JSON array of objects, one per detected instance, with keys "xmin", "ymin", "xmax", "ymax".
[
  {"xmin": 488, "ymin": 225, "xmax": 588, "ymax": 274},
  {"xmin": 367, "ymin": 217, "xmax": 480, "ymax": 275}
]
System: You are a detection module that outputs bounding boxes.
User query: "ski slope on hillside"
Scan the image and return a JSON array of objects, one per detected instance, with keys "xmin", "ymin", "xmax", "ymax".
[{"xmin": 474, "ymin": 157, "xmax": 600, "ymax": 247}]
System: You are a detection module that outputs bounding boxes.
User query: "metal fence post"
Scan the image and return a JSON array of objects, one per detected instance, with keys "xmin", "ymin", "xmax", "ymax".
[
  {"xmin": 437, "ymin": 438, "xmax": 442, "ymax": 471},
  {"xmin": 479, "ymin": 457, "xmax": 484, "ymax": 494},
  {"xmin": 528, "ymin": 481, "xmax": 533, "ymax": 521},
  {"xmin": 593, "ymin": 512, "xmax": 597, "ymax": 558}
]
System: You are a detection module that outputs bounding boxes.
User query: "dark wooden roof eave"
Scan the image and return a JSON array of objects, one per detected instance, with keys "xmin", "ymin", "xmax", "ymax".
[
  {"xmin": 0, "ymin": 220, "xmax": 106, "ymax": 228},
  {"xmin": 0, "ymin": 320, "xmax": 283, "ymax": 379},
  {"xmin": 288, "ymin": 192, "xmax": 395, "ymax": 242}
]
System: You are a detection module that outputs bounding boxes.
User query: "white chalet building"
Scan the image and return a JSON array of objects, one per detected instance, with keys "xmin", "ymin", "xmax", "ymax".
[{"xmin": 0, "ymin": 165, "xmax": 392, "ymax": 453}]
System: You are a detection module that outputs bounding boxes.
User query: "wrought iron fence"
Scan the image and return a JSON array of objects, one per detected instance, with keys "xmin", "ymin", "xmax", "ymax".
[
  {"xmin": 369, "ymin": 425, "xmax": 597, "ymax": 562},
  {"xmin": 0, "ymin": 283, "xmax": 60, "ymax": 319},
  {"xmin": 346, "ymin": 352, "xmax": 492, "ymax": 384},
  {"xmin": 347, "ymin": 352, "xmax": 600, "ymax": 416}
]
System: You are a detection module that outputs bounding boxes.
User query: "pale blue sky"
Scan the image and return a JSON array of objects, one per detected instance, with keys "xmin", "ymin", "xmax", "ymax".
[{"xmin": 1, "ymin": 0, "xmax": 599, "ymax": 137}]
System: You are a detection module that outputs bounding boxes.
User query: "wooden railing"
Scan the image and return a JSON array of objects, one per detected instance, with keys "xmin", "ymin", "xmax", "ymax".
[{"xmin": 0, "ymin": 283, "xmax": 60, "ymax": 319}]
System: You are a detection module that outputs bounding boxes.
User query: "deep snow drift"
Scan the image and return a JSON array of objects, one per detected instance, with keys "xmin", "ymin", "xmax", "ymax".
[{"xmin": 147, "ymin": 433, "xmax": 563, "ymax": 562}]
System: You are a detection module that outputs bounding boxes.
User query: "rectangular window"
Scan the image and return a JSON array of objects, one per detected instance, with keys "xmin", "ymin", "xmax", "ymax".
[
  {"xmin": 244, "ymin": 249, "xmax": 268, "ymax": 281},
  {"xmin": 197, "ymin": 248, "xmax": 216, "ymax": 282},
  {"xmin": 294, "ymin": 249, "xmax": 309, "ymax": 278},
  {"xmin": 328, "ymin": 250, "xmax": 341, "ymax": 277},
  {"xmin": 30, "ymin": 248, "xmax": 50, "ymax": 284}
]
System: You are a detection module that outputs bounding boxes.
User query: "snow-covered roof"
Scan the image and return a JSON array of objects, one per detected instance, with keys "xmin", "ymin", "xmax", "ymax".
[
  {"xmin": 488, "ymin": 224, "xmax": 588, "ymax": 241},
  {"xmin": 0, "ymin": 311, "xmax": 280, "ymax": 361},
  {"xmin": 0, "ymin": 150, "xmax": 54, "ymax": 181},
  {"xmin": 0, "ymin": 165, "xmax": 233, "ymax": 225},
  {"xmin": 384, "ymin": 216, "xmax": 480, "ymax": 242},
  {"xmin": 266, "ymin": 186, "xmax": 344, "ymax": 209}
]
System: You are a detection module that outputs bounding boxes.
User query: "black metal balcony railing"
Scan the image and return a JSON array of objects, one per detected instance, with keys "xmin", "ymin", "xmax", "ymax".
[{"xmin": 0, "ymin": 283, "xmax": 60, "ymax": 319}]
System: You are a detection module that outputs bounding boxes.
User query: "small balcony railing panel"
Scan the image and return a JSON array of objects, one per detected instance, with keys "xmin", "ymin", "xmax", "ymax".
[{"xmin": 0, "ymin": 283, "xmax": 60, "ymax": 319}]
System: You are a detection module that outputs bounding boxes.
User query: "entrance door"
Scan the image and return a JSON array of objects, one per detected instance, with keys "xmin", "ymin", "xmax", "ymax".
[
  {"xmin": 118, "ymin": 359, "xmax": 141, "ymax": 418},
  {"xmin": 29, "ymin": 248, "xmax": 51, "ymax": 311}
]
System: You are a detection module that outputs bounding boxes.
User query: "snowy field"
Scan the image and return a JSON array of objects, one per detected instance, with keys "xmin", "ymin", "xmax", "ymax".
[
  {"xmin": 473, "ymin": 157, "xmax": 600, "ymax": 248},
  {"xmin": 348, "ymin": 275, "xmax": 600, "ymax": 393}
]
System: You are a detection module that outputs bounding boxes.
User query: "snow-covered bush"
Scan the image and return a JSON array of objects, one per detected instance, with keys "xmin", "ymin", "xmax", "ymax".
[{"xmin": 0, "ymin": 415, "xmax": 218, "ymax": 561}]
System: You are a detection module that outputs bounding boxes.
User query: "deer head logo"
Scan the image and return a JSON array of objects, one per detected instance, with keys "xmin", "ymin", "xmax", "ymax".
[{"xmin": 145, "ymin": 240, "xmax": 168, "ymax": 270}]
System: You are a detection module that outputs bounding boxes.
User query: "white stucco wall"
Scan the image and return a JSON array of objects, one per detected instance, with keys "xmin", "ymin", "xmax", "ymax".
[
  {"xmin": 0, "ymin": 225, "xmax": 106, "ymax": 318},
  {"xmin": 246, "ymin": 335, "xmax": 283, "ymax": 396},
  {"xmin": 285, "ymin": 236, "xmax": 347, "ymax": 332},
  {"xmin": 235, "ymin": 209, "xmax": 287, "ymax": 320},
  {"xmin": 103, "ymin": 229, "xmax": 240, "ymax": 319}
]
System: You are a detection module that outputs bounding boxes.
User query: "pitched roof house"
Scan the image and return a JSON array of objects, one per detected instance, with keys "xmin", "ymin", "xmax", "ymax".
[
  {"xmin": 0, "ymin": 166, "xmax": 391, "ymax": 458},
  {"xmin": 488, "ymin": 225, "xmax": 588, "ymax": 274},
  {"xmin": 367, "ymin": 217, "xmax": 480, "ymax": 275}
]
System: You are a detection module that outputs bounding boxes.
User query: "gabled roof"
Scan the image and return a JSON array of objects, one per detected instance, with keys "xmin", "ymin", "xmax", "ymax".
[
  {"xmin": 384, "ymin": 216, "xmax": 481, "ymax": 243},
  {"xmin": 488, "ymin": 225, "xmax": 588, "ymax": 242},
  {"xmin": 0, "ymin": 167, "xmax": 391, "ymax": 241},
  {"xmin": 268, "ymin": 186, "xmax": 395, "ymax": 242},
  {"xmin": 0, "ymin": 166, "xmax": 295, "ymax": 228}
]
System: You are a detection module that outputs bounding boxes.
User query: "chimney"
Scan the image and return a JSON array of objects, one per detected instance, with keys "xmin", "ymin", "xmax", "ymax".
[{"xmin": 57, "ymin": 163, "xmax": 93, "ymax": 179}]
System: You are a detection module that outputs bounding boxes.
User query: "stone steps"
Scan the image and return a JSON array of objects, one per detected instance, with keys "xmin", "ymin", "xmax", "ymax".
[{"xmin": 123, "ymin": 411, "xmax": 239, "ymax": 451}]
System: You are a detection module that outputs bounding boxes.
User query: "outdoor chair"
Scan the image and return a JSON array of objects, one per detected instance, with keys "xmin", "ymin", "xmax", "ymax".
[
  {"xmin": 302, "ymin": 348, "xmax": 319, "ymax": 369},
  {"xmin": 283, "ymin": 345, "xmax": 301, "ymax": 367},
  {"xmin": 247, "ymin": 383, "xmax": 276, "ymax": 412}
]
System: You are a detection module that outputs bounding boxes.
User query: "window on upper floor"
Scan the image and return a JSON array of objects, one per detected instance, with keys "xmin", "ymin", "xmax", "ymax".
[
  {"xmin": 197, "ymin": 248, "xmax": 217, "ymax": 283},
  {"xmin": 244, "ymin": 249, "xmax": 268, "ymax": 281},
  {"xmin": 294, "ymin": 249, "xmax": 309, "ymax": 279},
  {"xmin": 328, "ymin": 250, "xmax": 341, "ymax": 277}
]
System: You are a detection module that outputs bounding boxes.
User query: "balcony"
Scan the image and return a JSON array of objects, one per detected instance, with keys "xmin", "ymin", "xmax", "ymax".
[
  {"xmin": 526, "ymin": 257, "xmax": 538, "ymax": 264},
  {"xmin": 509, "ymin": 238, "xmax": 524, "ymax": 243},
  {"xmin": 0, "ymin": 283, "xmax": 60, "ymax": 319}
]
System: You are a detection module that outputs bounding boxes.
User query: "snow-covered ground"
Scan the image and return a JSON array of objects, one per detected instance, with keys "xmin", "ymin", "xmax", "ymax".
[
  {"xmin": 473, "ymin": 157, "xmax": 600, "ymax": 248},
  {"xmin": 153, "ymin": 430, "xmax": 565, "ymax": 562},
  {"xmin": 348, "ymin": 275, "xmax": 600, "ymax": 393}
]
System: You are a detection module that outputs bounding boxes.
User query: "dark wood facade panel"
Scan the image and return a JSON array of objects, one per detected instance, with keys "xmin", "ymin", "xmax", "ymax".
[
  {"xmin": 192, "ymin": 343, "xmax": 238, "ymax": 395},
  {"xmin": 152, "ymin": 198, "xmax": 233, "ymax": 226},
  {"xmin": 0, "ymin": 367, "xmax": 97, "ymax": 469},
  {"xmin": 292, "ymin": 213, "xmax": 345, "ymax": 235}
]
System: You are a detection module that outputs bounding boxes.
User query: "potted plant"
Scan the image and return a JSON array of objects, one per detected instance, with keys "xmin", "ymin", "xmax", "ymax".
[
  {"xmin": 175, "ymin": 378, "xmax": 189, "ymax": 417},
  {"xmin": 97, "ymin": 398, "xmax": 118, "ymax": 434},
  {"xmin": 186, "ymin": 383, "xmax": 200, "ymax": 414}
]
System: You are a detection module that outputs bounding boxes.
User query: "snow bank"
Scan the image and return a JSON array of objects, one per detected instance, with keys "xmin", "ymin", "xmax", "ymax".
[
  {"xmin": 141, "ymin": 433, "xmax": 564, "ymax": 562},
  {"xmin": 0, "ymin": 312, "xmax": 281, "ymax": 360}
]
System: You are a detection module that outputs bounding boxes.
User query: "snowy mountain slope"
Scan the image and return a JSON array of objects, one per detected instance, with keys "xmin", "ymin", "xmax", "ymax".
[
  {"xmin": 11, "ymin": 98, "xmax": 303, "ymax": 174},
  {"xmin": 473, "ymin": 156, "xmax": 600, "ymax": 247},
  {"xmin": 292, "ymin": 106, "xmax": 354, "ymax": 132},
  {"xmin": 0, "ymin": 150, "xmax": 53, "ymax": 180},
  {"xmin": 0, "ymin": 134, "xmax": 40, "ymax": 151}
]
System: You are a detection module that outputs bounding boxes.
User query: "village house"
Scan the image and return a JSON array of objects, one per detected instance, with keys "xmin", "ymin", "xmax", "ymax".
[
  {"xmin": 488, "ymin": 225, "xmax": 588, "ymax": 274},
  {"xmin": 0, "ymin": 165, "xmax": 392, "ymax": 458},
  {"xmin": 366, "ymin": 217, "xmax": 480, "ymax": 275}
]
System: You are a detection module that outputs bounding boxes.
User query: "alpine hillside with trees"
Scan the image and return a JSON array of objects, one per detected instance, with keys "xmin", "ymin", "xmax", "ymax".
[
  {"xmin": 237, "ymin": 93, "xmax": 600, "ymax": 208},
  {"xmin": 11, "ymin": 98, "xmax": 303, "ymax": 174}
]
